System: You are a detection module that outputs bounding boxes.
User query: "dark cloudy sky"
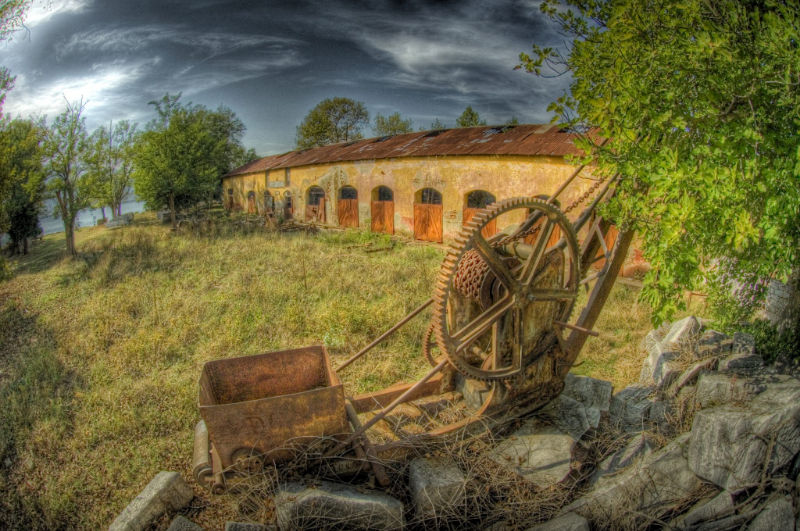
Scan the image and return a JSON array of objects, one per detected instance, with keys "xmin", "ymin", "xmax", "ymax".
[{"xmin": 3, "ymin": 0, "xmax": 571, "ymax": 156}]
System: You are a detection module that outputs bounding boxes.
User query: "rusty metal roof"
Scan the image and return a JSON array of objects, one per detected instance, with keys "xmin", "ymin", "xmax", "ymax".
[{"xmin": 225, "ymin": 124, "xmax": 593, "ymax": 177}]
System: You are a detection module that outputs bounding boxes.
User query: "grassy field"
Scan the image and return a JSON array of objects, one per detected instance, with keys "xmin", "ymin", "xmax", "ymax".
[{"xmin": 0, "ymin": 214, "xmax": 705, "ymax": 530}]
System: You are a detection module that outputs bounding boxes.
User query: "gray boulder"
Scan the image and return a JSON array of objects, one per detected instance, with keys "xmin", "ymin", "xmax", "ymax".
[
  {"xmin": 408, "ymin": 457, "xmax": 466, "ymax": 518},
  {"xmin": 589, "ymin": 433, "xmax": 653, "ymax": 488},
  {"xmin": 538, "ymin": 395, "xmax": 591, "ymax": 441},
  {"xmin": 274, "ymin": 480, "xmax": 405, "ymax": 530},
  {"xmin": 718, "ymin": 352, "xmax": 764, "ymax": 372},
  {"xmin": 167, "ymin": 516, "xmax": 204, "ymax": 531},
  {"xmin": 225, "ymin": 524, "xmax": 277, "ymax": 531},
  {"xmin": 688, "ymin": 379, "xmax": 800, "ymax": 491},
  {"xmin": 694, "ymin": 372, "xmax": 767, "ymax": 409},
  {"xmin": 732, "ymin": 332, "xmax": 756, "ymax": 356},
  {"xmin": 489, "ymin": 422, "xmax": 575, "ymax": 488},
  {"xmin": 640, "ymin": 340, "xmax": 680, "ymax": 385},
  {"xmin": 562, "ymin": 374, "xmax": 613, "ymax": 429},
  {"xmin": 662, "ymin": 316, "xmax": 701, "ymax": 348},
  {"xmin": 609, "ymin": 386, "xmax": 655, "ymax": 432},
  {"xmin": 747, "ymin": 496, "xmax": 795, "ymax": 531},
  {"xmin": 695, "ymin": 330, "xmax": 732, "ymax": 356},
  {"xmin": 675, "ymin": 490, "xmax": 733, "ymax": 528},
  {"xmin": 106, "ymin": 216, "xmax": 132, "ymax": 228},
  {"xmin": 526, "ymin": 512, "xmax": 589, "ymax": 531},
  {"xmin": 563, "ymin": 434, "xmax": 700, "ymax": 522},
  {"xmin": 668, "ymin": 357, "xmax": 719, "ymax": 398},
  {"xmin": 109, "ymin": 471, "xmax": 194, "ymax": 531}
]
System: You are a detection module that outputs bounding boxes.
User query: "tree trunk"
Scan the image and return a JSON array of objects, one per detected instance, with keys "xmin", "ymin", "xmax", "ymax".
[
  {"xmin": 23, "ymin": 238, "xmax": 28, "ymax": 255},
  {"xmin": 169, "ymin": 194, "xmax": 177, "ymax": 229},
  {"xmin": 117, "ymin": 203, "xmax": 122, "ymax": 217},
  {"xmin": 101, "ymin": 206, "xmax": 107, "ymax": 221}
]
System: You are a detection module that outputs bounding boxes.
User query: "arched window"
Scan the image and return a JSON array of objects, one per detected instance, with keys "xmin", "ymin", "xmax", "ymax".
[
  {"xmin": 418, "ymin": 188, "xmax": 442, "ymax": 205},
  {"xmin": 307, "ymin": 186, "xmax": 325, "ymax": 206},
  {"xmin": 339, "ymin": 186, "xmax": 358, "ymax": 200},
  {"xmin": 264, "ymin": 190, "xmax": 274, "ymax": 211},
  {"xmin": 373, "ymin": 185, "xmax": 393, "ymax": 202},
  {"xmin": 283, "ymin": 191, "xmax": 293, "ymax": 219},
  {"xmin": 466, "ymin": 190, "xmax": 496, "ymax": 209}
]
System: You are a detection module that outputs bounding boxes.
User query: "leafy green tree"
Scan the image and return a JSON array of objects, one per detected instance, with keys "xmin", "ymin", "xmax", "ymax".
[
  {"xmin": 420, "ymin": 118, "xmax": 447, "ymax": 132},
  {"xmin": 85, "ymin": 120, "xmax": 138, "ymax": 220},
  {"xmin": 41, "ymin": 99, "xmax": 91, "ymax": 257},
  {"xmin": 520, "ymin": 0, "xmax": 800, "ymax": 327},
  {"xmin": 373, "ymin": 112, "xmax": 413, "ymax": 136},
  {"xmin": 134, "ymin": 94, "xmax": 250, "ymax": 227},
  {"xmin": 506, "ymin": 116, "xmax": 519, "ymax": 125},
  {"xmin": 0, "ymin": 118, "xmax": 44, "ymax": 255},
  {"xmin": 295, "ymin": 97, "xmax": 369, "ymax": 149},
  {"xmin": 455, "ymin": 106, "xmax": 487, "ymax": 128}
]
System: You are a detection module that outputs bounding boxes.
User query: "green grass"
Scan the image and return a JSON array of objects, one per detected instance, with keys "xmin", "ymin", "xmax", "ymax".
[{"xmin": 0, "ymin": 215, "xmax": 709, "ymax": 529}]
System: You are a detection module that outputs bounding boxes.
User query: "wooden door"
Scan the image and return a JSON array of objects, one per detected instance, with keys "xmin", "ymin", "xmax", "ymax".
[
  {"xmin": 305, "ymin": 198, "xmax": 325, "ymax": 223},
  {"xmin": 414, "ymin": 203, "xmax": 443, "ymax": 243},
  {"xmin": 247, "ymin": 195, "xmax": 256, "ymax": 214},
  {"xmin": 462, "ymin": 207, "xmax": 496, "ymax": 239},
  {"xmin": 338, "ymin": 199, "xmax": 359, "ymax": 228},
  {"xmin": 371, "ymin": 201, "xmax": 394, "ymax": 234}
]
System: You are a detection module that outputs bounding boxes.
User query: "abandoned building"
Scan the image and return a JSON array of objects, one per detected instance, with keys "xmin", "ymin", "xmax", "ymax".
[{"xmin": 222, "ymin": 124, "xmax": 615, "ymax": 243}]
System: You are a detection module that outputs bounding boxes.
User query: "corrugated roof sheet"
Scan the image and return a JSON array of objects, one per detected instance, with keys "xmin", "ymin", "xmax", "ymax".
[{"xmin": 225, "ymin": 124, "xmax": 595, "ymax": 177}]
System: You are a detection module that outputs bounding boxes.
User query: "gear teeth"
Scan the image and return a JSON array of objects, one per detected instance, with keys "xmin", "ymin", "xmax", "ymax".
[{"xmin": 429, "ymin": 197, "xmax": 581, "ymax": 383}]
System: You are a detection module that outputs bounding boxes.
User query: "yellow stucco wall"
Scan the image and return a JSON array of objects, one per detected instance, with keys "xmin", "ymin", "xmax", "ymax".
[{"xmin": 222, "ymin": 155, "xmax": 599, "ymax": 239}]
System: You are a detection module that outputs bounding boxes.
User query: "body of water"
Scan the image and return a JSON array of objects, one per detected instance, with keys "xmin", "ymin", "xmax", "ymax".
[
  {"xmin": 0, "ymin": 200, "xmax": 148, "ymax": 247},
  {"xmin": 39, "ymin": 200, "xmax": 147, "ymax": 236}
]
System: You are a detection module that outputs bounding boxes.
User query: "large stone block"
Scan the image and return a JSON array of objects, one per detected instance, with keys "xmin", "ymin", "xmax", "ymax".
[
  {"xmin": 109, "ymin": 472, "xmax": 194, "ymax": 531},
  {"xmin": 662, "ymin": 316, "xmax": 701, "ymax": 349},
  {"xmin": 538, "ymin": 395, "xmax": 591, "ymax": 441},
  {"xmin": 668, "ymin": 357, "xmax": 718, "ymax": 398},
  {"xmin": 694, "ymin": 372, "xmax": 767, "ymax": 409},
  {"xmin": 167, "ymin": 516, "xmax": 204, "ymax": 531},
  {"xmin": 688, "ymin": 380, "xmax": 800, "ymax": 491},
  {"xmin": 563, "ymin": 434, "xmax": 700, "ymax": 522},
  {"xmin": 674, "ymin": 490, "xmax": 733, "ymax": 528},
  {"xmin": 526, "ymin": 512, "xmax": 589, "ymax": 531},
  {"xmin": 747, "ymin": 496, "xmax": 795, "ymax": 531},
  {"xmin": 589, "ymin": 433, "xmax": 653, "ymax": 488},
  {"xmin": 489, "ymin": 422, "xmax": 575, "ymax": 488},
  {"xmin": 695, "ymin": 330, "xmax": 732, "ymax": 357},
  {"xmin": 609, "ymin": 387, "xmax": 655, "ymax": 432},
  {"xmin": 639, "ymin": 340, "xmax": 679, "ymax": 385},
  {"xmin": 225, "ymin": 523, "xmax": 277, "ymax": 531},
  {"xmin": 408, "ymin": 457, "xmax": 466, "ymax": 518},
  {"xmin": 274, "ymin": 480, "xmax": 405, "ymax": 531},
  {"xmin": 732, "ymin": 332, "xmax": 756, "ymax": 356},
  {"xmin": 718, "ymin": 352, "xmax": 764, "ymax": 372},
  {"xmin": 562, "ymin": 374, "xmax": 613, "ymax": 428}
]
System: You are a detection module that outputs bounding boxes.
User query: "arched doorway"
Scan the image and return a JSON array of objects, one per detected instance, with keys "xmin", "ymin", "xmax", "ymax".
[
  {"xmin": 306, "ymin": 186, "xmax": 325, "ymax": 222},
  {"xmin": 463, "ymin": 190, "xmax": 497, "ymax": 238},
  {"xmin": 371, "ymin": 185, "xmax": 394, "ymax": 234},
  {"xmin": 283, "ymin": 191, "xmax": 294, "ymax": 220},
  {"xmin": 247, "ymin": 190, "xmax": 256, "ymax": 214},
  {"xmin": 338, "ymin": 186, "xmax": 359, "ymax": 228},
  {"xmin": 263, "ymin": 190, "xmax": 274, "ymax": 213},
  {"xmin": 413, "ymin": 187, "xmax": 443, "ymax": 243}
]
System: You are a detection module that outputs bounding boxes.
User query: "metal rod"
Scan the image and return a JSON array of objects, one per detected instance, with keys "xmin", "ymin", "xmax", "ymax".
[
  {"xmin": 345, "ymin": 401, "xmax": 391, "ymax": 486},
  {"xmin": 326, "ymin": 359, "xmax": 448, "ymax": 456},
  {"xmin": 337, "ymin": 299, "xmax": 433, "ymax": 372},
  {"xmin": 553, "ymin": 321, "xmax": 600, "ymax": 337},
  {"xmin": 547, "ymin": 137, "xmax": 610, "ymax": 205}
]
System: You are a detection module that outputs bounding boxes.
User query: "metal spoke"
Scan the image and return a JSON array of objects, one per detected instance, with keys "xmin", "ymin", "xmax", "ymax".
[
  {"xmin": 473, "ymin": 233, "xmax": 518, "ymax": 291},
  {"xmin": 519, "ymin": 219, "xmax": 556, "ymax": 287},
  {"xmin": 452, "ymin": 294, "xmax": 514, "ymax": 353}
]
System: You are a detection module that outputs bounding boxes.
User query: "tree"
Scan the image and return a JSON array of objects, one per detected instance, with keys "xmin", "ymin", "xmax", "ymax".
[
  {"xmin": 506, "ymin": 116, "xmax": 519, "ymax": 125},
  {"xmin": 373, "ymin": 112, "xmax": 413, "ymax": 136},
  {"xmin": 134, "ymin": 94, "xmax": 250, "ymax": 227},
  {"xmin": 0, "ymin": 118, "xmax": 44, "ymax": 254},
  {"xmin": 456, "ymin": 106, "xmax": 487, "ymax": 128},
  {"xmin": 295, "ymin": 97, "xmax": 369, "ymax": 149},
  {"xmin": 41, "ymin": 99, "xmax": 91, "ymax": 257},
  {"xmin": 85, "ymin": 120, "xmax": 138, "ymax": 219},
  {"xmin": 519, "ymin": 0, "xmax": 800, "ymax": 328}
]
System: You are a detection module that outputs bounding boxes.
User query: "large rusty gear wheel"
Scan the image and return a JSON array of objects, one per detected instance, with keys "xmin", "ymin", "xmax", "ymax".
[{"xmin": 432, "ymin": 198, "xmax": 581, "ymax": 382}]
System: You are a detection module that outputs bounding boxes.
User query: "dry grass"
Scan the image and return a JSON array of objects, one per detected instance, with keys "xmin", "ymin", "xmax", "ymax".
[{"xmin": 0, "ymin": 213, "xmax": 706, "ymax": 530}]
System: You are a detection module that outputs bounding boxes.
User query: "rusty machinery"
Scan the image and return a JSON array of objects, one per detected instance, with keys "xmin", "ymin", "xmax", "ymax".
[{"xmin": 192, "ymin": 166, "xmax": 633, "ymax": 493}]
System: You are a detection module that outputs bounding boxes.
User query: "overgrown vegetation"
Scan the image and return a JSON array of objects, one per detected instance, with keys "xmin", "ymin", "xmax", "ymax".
[{"xmin": 0, "ymin": 217, "xmax": 703, "ymax": 529}]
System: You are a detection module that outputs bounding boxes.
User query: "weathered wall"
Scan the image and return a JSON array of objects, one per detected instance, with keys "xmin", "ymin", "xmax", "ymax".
[{"xmin": 222, "ymin": 155, "xmax": 600, "ymax": 239}]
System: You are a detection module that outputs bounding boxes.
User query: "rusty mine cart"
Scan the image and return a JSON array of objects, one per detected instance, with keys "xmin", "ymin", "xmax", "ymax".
[{"xmin": 191, "ymin": 166, "xmax": 632, "ymax": 494}]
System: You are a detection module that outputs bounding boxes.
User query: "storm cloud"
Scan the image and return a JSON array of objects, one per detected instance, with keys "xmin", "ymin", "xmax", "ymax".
[{"xmin": 2, "ymin": 0, "xmax": 571, "ymax": 154}]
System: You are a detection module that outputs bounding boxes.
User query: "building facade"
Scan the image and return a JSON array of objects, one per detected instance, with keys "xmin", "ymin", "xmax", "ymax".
[{"xmin": 223, "ymin": 125, "xmax": 602, "ymax": 243}]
